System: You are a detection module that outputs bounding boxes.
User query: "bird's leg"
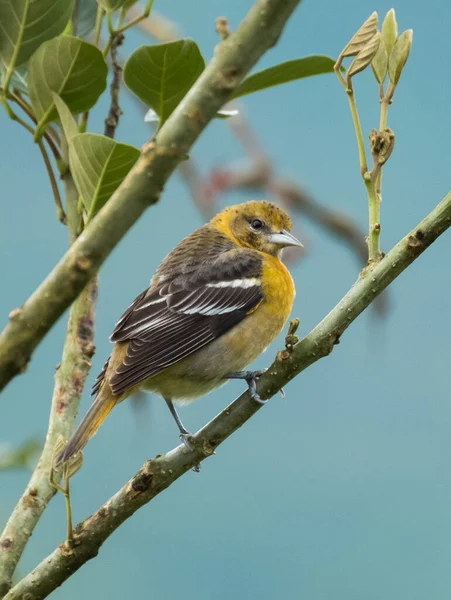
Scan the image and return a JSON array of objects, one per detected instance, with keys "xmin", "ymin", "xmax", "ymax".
[
  {"xmin": 164, "ymin": 398, "xmax": 201, "ymax": 472},
  {"xmin": 164, "ymin": 397, "xmax": 195, "ymax": 451},
  {"xmin": 225, "ymin": 370, "xmax": 267, "ymax": 404},
  {"xmin": 49, "ymin": 464, "xmax": 74, "ymax": 542},
  {"xmin": 49, "ymin": 436, "xmax": 83, "ymax": 543}
]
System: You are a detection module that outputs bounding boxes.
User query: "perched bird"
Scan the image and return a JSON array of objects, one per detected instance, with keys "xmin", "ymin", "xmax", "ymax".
[{"xmin": 57, "ymin": 200, "xmax": 302, "ymax": 464}]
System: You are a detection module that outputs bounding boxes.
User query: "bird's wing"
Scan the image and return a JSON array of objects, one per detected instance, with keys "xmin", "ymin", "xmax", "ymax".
[{"xmin": 102, "ymin": 249, "xmax": 263, "ymax": 396}]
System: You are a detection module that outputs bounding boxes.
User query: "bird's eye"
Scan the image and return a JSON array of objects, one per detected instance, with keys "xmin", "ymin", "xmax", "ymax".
[{"xmin": 251, "ymin": 219, "xmax": 264, "ymax": 230}]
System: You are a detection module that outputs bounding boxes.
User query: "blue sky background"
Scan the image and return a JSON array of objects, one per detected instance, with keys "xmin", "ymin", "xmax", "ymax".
[{"xmin": 1, "ymin": 0, "xmax": 451, "ymax": 598}]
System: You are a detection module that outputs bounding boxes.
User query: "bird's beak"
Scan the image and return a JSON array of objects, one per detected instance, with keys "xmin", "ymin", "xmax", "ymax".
[{"xmin": 269, "ymin": 229, "xmax": 304, "ymax": 248}]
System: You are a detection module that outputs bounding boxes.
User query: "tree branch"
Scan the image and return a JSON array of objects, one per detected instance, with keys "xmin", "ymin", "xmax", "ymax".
[
  {"xmin": 6, "ymin": 189, "xmax": 451, "ymax": 600},
  {"xmin": 0, "ymin": 0, "xmax": 302, "ymax": 394},
  {"xmin": 0, "ymin": 279, "xmax": 97, "ymax": 598}
]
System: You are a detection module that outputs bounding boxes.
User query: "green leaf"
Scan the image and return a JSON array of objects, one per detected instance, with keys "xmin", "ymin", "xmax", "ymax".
[
  {"xmin": 124, "ymin": 40, "xmax": 205, "ymax": 125},
  {"xmin": 52, "ymin": 93, "xmax": 78, "ymax": 141},
  {"xmin": 381, "ymin": 9, "xmax": 398, "ymax": 56},
  {"xmin": 388, "ymin": 29, "xmax": 413, "ymax": 87},
  {"xmin": 231, "ymin": 55, "xmax": 338, "ymax": 100},
  {"xmin": 340, "ymin": 12, "xmax": 378, "ymax": 58},
  {"xmin": 0, "ymin": 0, "xmax": 74, "ymax": 86},
  {"xmin": 69, "ymin": 133, "xmax": 140, "ymax": 218},
  {"xmin": 371, "ymin": 38, "xmax": 388, "ymax": 85},
  {"xmin": 347, "ymin": 32, "xmax": 380, "ymax": 80},
  {"xmin": 28, "ymin": 35, "xmax": 108, "ymax": 138},
  {"xmin": 74, "ymin": 0, "xmax": 99, "ymax": 38}
]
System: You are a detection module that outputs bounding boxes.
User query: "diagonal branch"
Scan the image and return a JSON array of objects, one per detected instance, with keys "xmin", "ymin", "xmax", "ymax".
[
  {"xmin": 0, "ymin": 279, "xmax": 97, "ymax": 598},
  {"xmin": 0, "ymin": 0, "xmax": 303, "ymax": 394},
  {"xmin": 6, "ymin": 189, "xmax": 451, "ymax": 600}
]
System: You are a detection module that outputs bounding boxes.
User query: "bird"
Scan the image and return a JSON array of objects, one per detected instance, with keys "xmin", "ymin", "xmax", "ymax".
[{"xmin": 56, "ymin": 200, "xmax": 302, "ymax": 465}]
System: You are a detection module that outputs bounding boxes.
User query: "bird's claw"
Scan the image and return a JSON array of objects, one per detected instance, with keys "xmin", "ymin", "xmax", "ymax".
[
  {"xmin": 244, "ymin": 370, "xmax": 267, "ymax": 405},
  {"xmin": 180, "ymin": 432, "xmax": 195, "ymax": 451},
  {"xmin": 225, "ymin": 369, "xmax": 268, "ymax": 404},
  {"xmin": 179, "ymin": 433, "xmax": 202, "ymax": 472},
  {"xmin": 247, "ymin": 379, "xmax": 267, "ymax": 405}
]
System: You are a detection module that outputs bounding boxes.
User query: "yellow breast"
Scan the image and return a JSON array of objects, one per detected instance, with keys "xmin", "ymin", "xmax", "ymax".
[
  {"xmin": 260, "ymin": 253, "xmax": 296, "ymax": 322},
  {"xmin": 221, "ymin": 252, "xmax": 296, "ymax": 369}
]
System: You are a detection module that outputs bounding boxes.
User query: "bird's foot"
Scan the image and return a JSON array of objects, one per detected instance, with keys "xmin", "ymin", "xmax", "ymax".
[
  {"xmin": 225, "ymin": 370, "xmax": 267, "ymax": 405},
  {"xmin": 180, "ymin": 431, "xmax": 195, "ymax": 451},
  {"xmin": 179, "ymin": 431, "xmax": 201, "ymax": 472}
]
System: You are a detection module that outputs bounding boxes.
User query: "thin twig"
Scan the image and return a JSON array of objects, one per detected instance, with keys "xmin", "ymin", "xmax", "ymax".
[
  {"xmin": 37, "ymin": 139, "xmax": 66, "ymax": 224},
  {"xmin": 10, "ymin": 93, "xmax": 62, "ymax": 163},
  {"xmin": 216, "ymin": 17, "xmax": 231, "ymax": 40},
  {"xmin": 5, "ymin": 188, "xmax": 451, "ymax": 600},
  {"xmin": 0, "ymin": 277, "xmax": 97, "ymax": 597},
  {"xmin": 346, "ymin": 85, "xmax": 369, "ymax": 176},
  {"xmin": 1, "ymin": 99, "xmax": 65, "ymax": 223},
  {"xmin": 115, "ymin": 0, "xmax": 154, "ymax": 35},
  {"xmin": 103, "ymin": 34, "xmax": 124, "ymax": 139},
  {"xmin": 94, "ymin": 5, "xmax": 105, "ymax": 47},
  {"xmin": 334, "ymin": 65, "xmax": 382, "ymax": 264}
]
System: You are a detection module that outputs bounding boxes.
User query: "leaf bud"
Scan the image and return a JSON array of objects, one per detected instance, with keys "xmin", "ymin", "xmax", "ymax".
[
  {"xmin": 382, "ymin": 9, "xmax": 398, "ymax": 56},
  {"xmin": 341, "ymin": 12, "xmax": 378, "ymax": 58},
  {"xmin": 347, "ymin": 32, "xmax": 381, "ymax": 81},
  {"xmin": 371, "ymin": 38, "xmax": 388, "ymax": 84},
  {"xmin": 388, "ymin": 29, "xmax": 413, "ymax": 86}
]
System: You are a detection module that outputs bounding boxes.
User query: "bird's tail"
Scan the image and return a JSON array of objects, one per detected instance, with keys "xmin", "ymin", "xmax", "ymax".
[{"xmin": 55, "ymin": 387, "xmax": 116, "ymax": 465}]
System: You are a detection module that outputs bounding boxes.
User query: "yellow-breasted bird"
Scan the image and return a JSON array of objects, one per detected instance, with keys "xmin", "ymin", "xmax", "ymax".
[{"xmin": 56, "ymin": 201, "xmax": 302, "ymax": 464}]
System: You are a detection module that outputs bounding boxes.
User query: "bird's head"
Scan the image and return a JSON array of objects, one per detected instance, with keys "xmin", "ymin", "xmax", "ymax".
[{"xmin": 211, "ymin": 200, "xmax": 303, "ymax": 257}]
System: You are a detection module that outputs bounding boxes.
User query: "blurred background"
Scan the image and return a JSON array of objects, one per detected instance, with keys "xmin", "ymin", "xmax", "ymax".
[{"xmin": 1, "ymin": 0, "xmax": 451, "ymax": 598}]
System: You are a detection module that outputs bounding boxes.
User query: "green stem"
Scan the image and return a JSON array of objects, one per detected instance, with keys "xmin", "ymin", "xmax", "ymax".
[
  {"xmin": 346, "ymin": 88, "xmax": 368, "ymax": 176},
  {"xmin": 2, "ymin": 98, "xmax": 65, "ymax": 223},
  {"xmin": 344, "ymin": 85, "xmax": 382, "ymax": 262},
  {"xmin": 368, "ymin": 95, "xmax": 391, "ymax": 263},
  {"xmin": 37, "ymin": 139, "xmax": 66, "ymax": 224},
  {"xmin": 379, "ymin": 97, "xmax": 389, "ymax": 131},
  {"xmin": 78, "ymin": 111, "xmax": 89, "ymax": 133},
  {"xmin": 115, "ymin": 0, "xmax": 154, "ymax": 34},
  {"xmin": 376, "ymin": 96, "xmax": 390, "ymax": 196},
  {"xmin": 1, "ymin": 97, "xmax": 35, "ymax": 135},
  {"xmin": 10, "ymin": 93, "xmax": 62, "ymax": 162},
  {"xmin": 94, "ymin": 6, "xmax": 105, "ymax": 47},
  {"xmin": 106, "ymin": 10, "xmax": 114, "ymax": 34},
  {"xmin": 117, "ymin": 7, "xmax": 127, "ymax": 29},
  {"xmin": 365, "ymin": 175, "xmax": 381, "ymax": 263},
  {"xmin": 2, "ymin": 36, "xmax": 23, "ymax": 94}
]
